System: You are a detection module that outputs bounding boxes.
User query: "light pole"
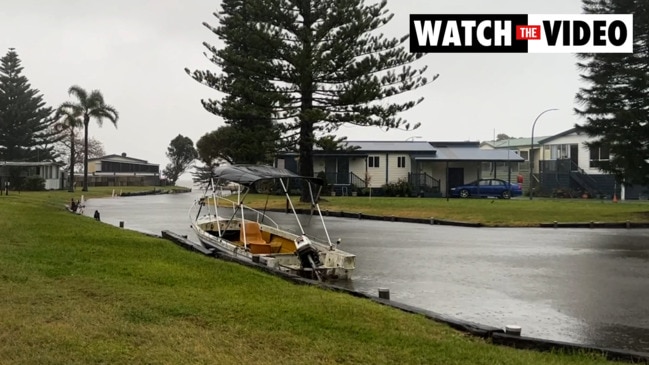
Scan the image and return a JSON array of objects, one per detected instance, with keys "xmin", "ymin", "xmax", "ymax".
[{"xmin": 529, "ymin": 108, "xmax": 558, "ymax": 200}]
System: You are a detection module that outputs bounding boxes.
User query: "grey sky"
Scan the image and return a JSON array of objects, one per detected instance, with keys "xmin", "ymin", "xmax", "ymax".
[{"xmin": 1, "ymin": 0, "xmax": 584, "ymax": 169}]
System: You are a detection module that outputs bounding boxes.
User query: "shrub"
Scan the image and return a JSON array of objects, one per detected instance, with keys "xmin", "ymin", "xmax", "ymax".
[
  {"xmin": 381, "ymin": 179, "xmax": 412, "ymax": 197},
  {"xmin": 22, "ymin": 176, "xmax": 45, "ymax": 191}
]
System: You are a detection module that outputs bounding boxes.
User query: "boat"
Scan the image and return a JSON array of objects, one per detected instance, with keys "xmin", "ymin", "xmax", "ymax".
[{"xmin": 189, "ymin": 165, "xmax": 356, "ymax": 281}]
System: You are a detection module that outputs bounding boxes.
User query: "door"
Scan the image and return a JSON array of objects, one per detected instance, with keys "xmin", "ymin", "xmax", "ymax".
[
  {"xmin": 570, "ymin": 144, "xmax": 579, "ymax": 171},
  {"xmin": 337, "ymin": 158, "xmax": 349, "ymax": 184},
  {"xmin": 324, "ymin": 158, "xmax": 336, "ymax": 184}
]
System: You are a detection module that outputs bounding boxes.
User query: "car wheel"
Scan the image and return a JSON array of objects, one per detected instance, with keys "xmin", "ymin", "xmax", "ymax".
[
  {"xmin": 501, "ymin": 190, "xmax": 511, "ymax": 199},
  {"xmin": 459, "ymin": 189, "xmax": 470, "ymax": 198}
]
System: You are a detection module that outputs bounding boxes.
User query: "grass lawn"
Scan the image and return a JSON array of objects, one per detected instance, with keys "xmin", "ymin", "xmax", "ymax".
[
  {"xmin": 0, "ymin": 187, "xmax": 628, "ymax": 364},
  {"xmin": 234, "ymin": 194, "xmax": 649, "ymax": 227}
]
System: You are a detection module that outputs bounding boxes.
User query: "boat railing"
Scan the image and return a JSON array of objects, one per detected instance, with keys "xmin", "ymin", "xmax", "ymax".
[
  {"xmin": 205, "ymin": 192, "xmax": 281, "ymax": 230},
  {"xmin": 238, "ymin": 203, "xmax": 280, "ymax": 229}
]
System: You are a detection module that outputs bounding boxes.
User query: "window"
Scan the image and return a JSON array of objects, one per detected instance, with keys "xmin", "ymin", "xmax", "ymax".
[
  {"xmin": 368, "ymin": 156, "xmax": 380, "ymax": 168},
  {"xmin": 397, "ymin": 156, "xmax": 406, "ymax": 168},
  {"xmin": 549, "ymin": 144, "xmax": 577, "ymax": 160},
  {"xmin": 518, "ymin": 150, "xmax": 529, "ymax": 161},
  {"xmin": 589, "ymin": 145, "xmax": 610, "ymax": 168}
]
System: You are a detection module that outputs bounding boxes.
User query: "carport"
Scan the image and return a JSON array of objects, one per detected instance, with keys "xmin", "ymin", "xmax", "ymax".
[{"xmin": 414, "ymin": 144, "xmax": 524, "ymax": 197}]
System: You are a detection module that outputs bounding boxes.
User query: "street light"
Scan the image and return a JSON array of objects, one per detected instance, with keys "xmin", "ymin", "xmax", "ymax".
[
  {"xmin": 529, "ymin": 108, "xmax": 559, "ymax": 200},
  {"xmin": 405, "ymin": 136, "xmax": 422, "ymax": 142}
]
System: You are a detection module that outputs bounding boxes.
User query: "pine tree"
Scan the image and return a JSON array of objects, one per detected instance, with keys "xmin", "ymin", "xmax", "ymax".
[
  {"xmin": 187, "ymin": 0, "xmax": 437, "ymax": 200},
  {"xmin": 0, "ymin": 48, "xmax": 60, "ymax": 162},
  {"xmin": 575, "ymin": 0, "xmax": 649, "ymax": 185},
  {"xmin": 187, "ymin": 0, "xmax": 282, "ymax": 166}
]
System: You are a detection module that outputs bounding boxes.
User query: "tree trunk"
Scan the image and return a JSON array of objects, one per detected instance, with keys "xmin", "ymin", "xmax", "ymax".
[
  {"xmin": 298, "ymin": 123, "xmax": 314, "ymax": 202},
  {"xmin": 68, "ymin": 129, "xmax": 75, "ymax": 192},
  {"xmin": 82, "ymin": 116, "xmax": 89, "ymax": 192},
  {"xmin": 298, "ymin": 0, "xmax": 314, "ymax": 203}
]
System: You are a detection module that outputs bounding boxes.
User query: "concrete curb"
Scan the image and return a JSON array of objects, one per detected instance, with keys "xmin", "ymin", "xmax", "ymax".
[
  {"xmin": 161, "ymin": 230, "xmax": 649, "ymax": 363},
  {"xmin": 266, "ymin": 208, "xmax": 649, "ymax": 229}
]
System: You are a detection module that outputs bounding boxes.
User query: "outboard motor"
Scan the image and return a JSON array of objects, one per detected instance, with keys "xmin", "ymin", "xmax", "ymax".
[{"xmin": 295, "ymin": 235, "xmax": 321, "ymax": 268}]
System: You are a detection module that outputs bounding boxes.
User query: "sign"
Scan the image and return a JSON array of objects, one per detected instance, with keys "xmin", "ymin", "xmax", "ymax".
[{"xmin": 410, "ymin": 14, "xmax": 634, "ymax": 53}]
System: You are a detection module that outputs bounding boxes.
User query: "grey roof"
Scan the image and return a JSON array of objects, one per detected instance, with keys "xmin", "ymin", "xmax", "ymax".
[
  {"xmin": 280, "ymin": 140, "xmax": 523, "ymax": 162},
  {"xmin": 1, "ymin": 161, "xmax": 64, "ymax": 167},
  {"xmin": 481, "ymin": 137, "xmax": 550, "ymax": 148},
  {"xmin": 414, "ymin": 147, "xmax": 524, "ymax": 162},
  {"xmin": 89, "ymin": 154, "xmax": 157, "ymax": 165},
  {"xmin": 342, "ymin": 141, "xmax": 436, "ymax": 152},
  {"xmin": 536, "ymin": 127, "xmax": 581, "ymax": 144}
]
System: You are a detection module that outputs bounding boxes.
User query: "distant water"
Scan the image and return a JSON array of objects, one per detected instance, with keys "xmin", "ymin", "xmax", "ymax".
[{"xmin": 175, "ymin": 179, "xmax": 196, "ymax": 189}]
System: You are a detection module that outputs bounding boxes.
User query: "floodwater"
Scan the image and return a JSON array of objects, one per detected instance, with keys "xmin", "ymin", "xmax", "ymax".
[{"xmin": 83, "ymin": 190, "xmax": 649, "ymax": 353}]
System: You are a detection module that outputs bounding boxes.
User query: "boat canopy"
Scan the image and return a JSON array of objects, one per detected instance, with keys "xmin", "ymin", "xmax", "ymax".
[{"xmin": 212, "ymin": 165, "xmax": 323, "ymax": 186}]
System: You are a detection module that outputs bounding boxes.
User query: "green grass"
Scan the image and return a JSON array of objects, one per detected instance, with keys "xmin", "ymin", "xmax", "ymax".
[
  {"xmin": 236, "ymin": 194, "xmax": 649, "ymax": 226},
  {"xmin": 0, "ymin": 187, "xmax": 628, "ymax": 364}
]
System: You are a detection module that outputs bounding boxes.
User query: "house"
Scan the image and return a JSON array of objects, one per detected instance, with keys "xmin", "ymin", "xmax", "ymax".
[
  {"xmin": 535, "ymin": 128, "xmax": 648, "ymax": 199},
  {"xmin": 480, "ymin": 136, "xmax": 550, "ymax": 172},
  {"xmin": 0, "ymin": 161, "xmax": 64, "ymax": 190},
  {"xmin": 486, "ymin": 128, "xmax": 648, "ymax": 199},
  {"xmin": 80, "ymin": 153, "xmax": 160, "ymax": 187},
  {"xmin": 276, "ymin": 141, "xmax": 523, "ymax": 197}
]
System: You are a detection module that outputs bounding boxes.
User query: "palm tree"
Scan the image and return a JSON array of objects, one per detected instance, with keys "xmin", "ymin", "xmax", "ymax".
[
  {"xmin": 54, "ymin": 105, "xmax": 83, "ymax": 192},
  {"xmin": 61, "ymin": 85, "xmax": 118, "ymax": 191}
]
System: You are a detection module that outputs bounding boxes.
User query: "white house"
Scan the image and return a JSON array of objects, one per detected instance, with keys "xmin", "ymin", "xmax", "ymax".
[
  {"xmin": 0, "ymin": 161, "xmax": 64, "ymax": 190},
  {"xmin": 276, "ymin": 141, "xmax": 523, "ymax": 197},
  {"xmin": 487, "ymin": 128, "xmax": 647, "ymax": 199}
]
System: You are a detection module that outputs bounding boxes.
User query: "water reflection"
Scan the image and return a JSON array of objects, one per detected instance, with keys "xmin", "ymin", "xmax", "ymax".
[{"xmin": 84, "ymin": 193, "xmax": 649, "ymax": 352}]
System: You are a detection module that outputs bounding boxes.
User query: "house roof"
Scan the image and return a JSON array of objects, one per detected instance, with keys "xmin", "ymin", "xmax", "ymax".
[
  {"xmin": 414, "ymin": 147, "xmax": 524, "ymax": 162},
  {"xmin": 88, "ymin": 154, "xmax": 158, "ymax": 165},
  {"xmin": 481, "ymin": 137, "xmax": 550, "ymax": 149},
  {"xmin": 1, "ymin": 161, "xmax": 65, "ymax": 167},
  {"xmin": 278, "ymin": 140, "xmax": 523, "ymax": 162},
  {"xmin": 536, "ymin": 127, "xmax": 581, "ymax": 144},
  {"xmin": 342, "ymin": 141, "xmax": 437, "ymax": 152}
]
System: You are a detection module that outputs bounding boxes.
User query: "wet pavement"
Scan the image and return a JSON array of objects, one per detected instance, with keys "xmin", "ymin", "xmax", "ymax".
[{"xmin": 83, "ymin": 191, "xmax": 649, "ymax": 353}]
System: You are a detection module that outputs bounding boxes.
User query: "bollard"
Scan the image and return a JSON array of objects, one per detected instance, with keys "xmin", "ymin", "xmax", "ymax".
[
  {"xmin": 626, "ymin": 220, "xmax": 631, "ymax": 229},
  {"xmin": 553, "ymin": 221, "xmax": 558, "ymax": 228},
  {"xmin": 358, "ymin": 212, "xmax": 362, "ymax": 220},
  {"xmin": 504, "ymin": 325, "xmax": 522, "ymax": 336},
  {"xmin": 119, "ymin": 221, "xmax": 124, "ymax": 228},
  {"xmin": 430, "ymin": 217, "xmax": 435, "ymax": 225},
  {"xmin": 378, "ymin": 288, "xmax": 390, "ymax": 300},
  {"xmin": 590, "ymin": 221, "xmax": 594, "ymax": 228}
]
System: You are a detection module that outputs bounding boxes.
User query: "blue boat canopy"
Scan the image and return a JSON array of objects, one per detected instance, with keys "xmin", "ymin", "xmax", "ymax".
[{"xmin": 212, "ymin": 165, "xmax": 323, "ymax": 186}]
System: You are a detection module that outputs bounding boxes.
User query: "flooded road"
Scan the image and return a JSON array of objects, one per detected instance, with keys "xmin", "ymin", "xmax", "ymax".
[{"xmin": 84, "ymin": 191, "xmax": 649, "ymax": 353}]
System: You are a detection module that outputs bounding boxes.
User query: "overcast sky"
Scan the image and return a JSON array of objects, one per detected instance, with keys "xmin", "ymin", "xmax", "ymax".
[{"xmin": 1, "ymin": 0, "xmax": 585, "ymax": 169}]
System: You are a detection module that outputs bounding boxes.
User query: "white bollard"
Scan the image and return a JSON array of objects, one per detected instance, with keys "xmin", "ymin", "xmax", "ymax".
[{"xmin": 504, "ymin": 325, "xmax": 522, "ymax": 336}]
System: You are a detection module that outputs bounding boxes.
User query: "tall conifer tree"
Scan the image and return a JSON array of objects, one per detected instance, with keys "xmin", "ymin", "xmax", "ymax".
[
  {"xmin": 575, "ymin": 0, "xmax": 649, "ymax": 185},
  {"xmin": 188, "ymin": 0, "xmax": 436, "ymax": 200},
  {"xmin": 0, "ymin": 48, "xmax": 60, "ymax": 162}
]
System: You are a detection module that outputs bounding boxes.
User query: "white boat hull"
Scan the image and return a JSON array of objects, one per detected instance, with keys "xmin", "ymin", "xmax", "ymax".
[{"xmin": 192, "ymin": 215, "xmax": 355, "ymax": 281}]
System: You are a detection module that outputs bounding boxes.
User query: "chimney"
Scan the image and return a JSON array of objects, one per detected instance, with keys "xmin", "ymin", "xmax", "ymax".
[{"xmin": 121, "ymin": 152, "xmax": 127, "ymax": 157}]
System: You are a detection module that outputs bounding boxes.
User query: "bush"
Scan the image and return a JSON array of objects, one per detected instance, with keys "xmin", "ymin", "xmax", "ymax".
[
  {"xmin": 381, "ymin": 179, "xmax": 412, "ymax": 197},
  {"xmin": 22, "ymin": 176, "xmax": 45, "ymax": 191}
]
